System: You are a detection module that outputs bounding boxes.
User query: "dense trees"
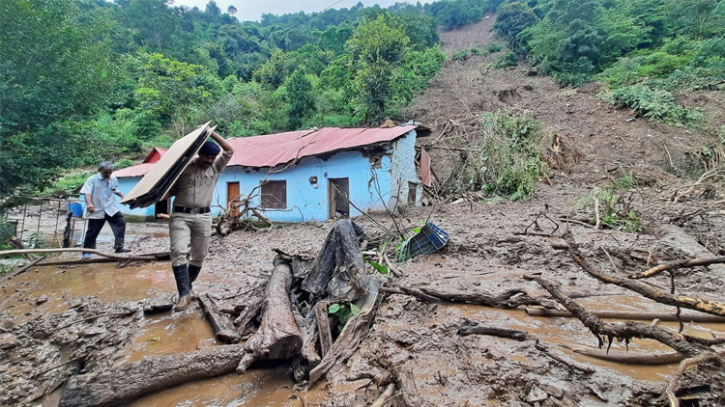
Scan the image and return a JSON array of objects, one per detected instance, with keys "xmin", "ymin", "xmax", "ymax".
[
  {"xmin": 1, "ymin": 0, "xmax": 446, "ymax": 196},
  {"xmin": 0, "ymin": 0, "xmax": 119, "ymax": 195}
]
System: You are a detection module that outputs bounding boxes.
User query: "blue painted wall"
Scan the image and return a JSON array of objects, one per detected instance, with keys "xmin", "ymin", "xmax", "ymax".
[{"xmin": 116, "ymin": 130, "xmax": 420, "ymax": 222}]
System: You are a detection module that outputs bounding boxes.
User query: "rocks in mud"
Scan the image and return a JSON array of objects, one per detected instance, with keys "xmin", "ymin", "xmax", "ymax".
[
  {"xmin": 0, "ymin": 334, "xmax": 19, "ymax": 349},
  {"xmin": 526, "ymin": 385, "xmax": 548, "ymax": 404},
  {"xmin": 35, "ymin": 295, "xmax": 48, "ymax": 305}
]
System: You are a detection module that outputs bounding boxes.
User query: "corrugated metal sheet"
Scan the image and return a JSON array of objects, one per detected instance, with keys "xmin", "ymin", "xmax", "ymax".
[
  {"xmin": 227, "ymin": 125, "xmax": 417, "ymax": 168},
  {"xmin": 115, "ymin": 147, "xmax": 168, "ymax": 178}
]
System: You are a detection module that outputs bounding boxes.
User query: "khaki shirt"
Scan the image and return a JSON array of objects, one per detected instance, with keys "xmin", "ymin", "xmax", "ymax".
[{"xmin": 171, "ymin": 150, "xmax": 233, "ymax": 208}]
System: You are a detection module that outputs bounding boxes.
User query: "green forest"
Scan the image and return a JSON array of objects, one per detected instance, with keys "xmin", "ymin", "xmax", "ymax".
[{"xmin": 1, "ymin": 0, "xmax": 724, "ymax": 198}]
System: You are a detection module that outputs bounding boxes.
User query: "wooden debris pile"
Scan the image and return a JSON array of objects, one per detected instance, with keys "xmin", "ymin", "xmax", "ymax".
[{"xmin": 58, "ymin": 219, "xmax": 383, "ymax": 407}]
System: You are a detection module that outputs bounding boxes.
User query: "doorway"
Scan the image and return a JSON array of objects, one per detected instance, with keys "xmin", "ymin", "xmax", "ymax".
[
  {"xmin": 227, "ymin": 182, "xmax": 240, "ymax": 217},
  {"xmin": 329, "ymin": 178, "xmax": 350, "ymax": 218}
]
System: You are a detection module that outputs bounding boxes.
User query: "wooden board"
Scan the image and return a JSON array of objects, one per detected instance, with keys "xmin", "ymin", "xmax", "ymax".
[{"xmin": 122, "ymin": 122, "xmax": 213, "ymax": 209}]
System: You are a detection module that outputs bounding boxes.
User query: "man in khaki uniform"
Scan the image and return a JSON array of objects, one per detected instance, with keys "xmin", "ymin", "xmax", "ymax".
[{"xmin": 168, "ymin": 133, "xmax": 234, "ymax": 311}]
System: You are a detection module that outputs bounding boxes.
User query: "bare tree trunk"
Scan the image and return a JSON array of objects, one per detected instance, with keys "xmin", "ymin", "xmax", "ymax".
[
  {"xmin": 59, "ymin": 345, "xmax": 245, "ymax": 407},
  {"xmin": 237, "ymin": 263, "xmax": 302, "ymax": 373}
]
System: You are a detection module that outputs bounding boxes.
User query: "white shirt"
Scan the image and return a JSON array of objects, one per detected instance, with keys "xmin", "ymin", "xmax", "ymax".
[{"xmin": 80, "ymin": 173, "xmax": 121, "ymax": 219}]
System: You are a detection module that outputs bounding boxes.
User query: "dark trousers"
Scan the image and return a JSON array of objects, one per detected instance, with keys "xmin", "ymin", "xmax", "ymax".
[{"xmin": 83, "ymin": 211, "xmax": 126, "ymax": 250}]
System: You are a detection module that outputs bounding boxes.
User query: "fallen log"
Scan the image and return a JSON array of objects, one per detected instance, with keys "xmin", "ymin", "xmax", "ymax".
[
  {"xmin": 458, "ymin": 325, "xmax": 535, "ymax": 341},
  {"xmin": 58, "ymin": 344, "xmax": 245, "ymax": 407},
  {"xmin": 382, "ymin": 285, "xmax": 540, "ymax": 309},
  {"xmin": 630, "ymin": 257, "xmax": 725, "ymax": 280},
  {"xmin": 564, "ymin": 235, "xmax": 725, "ymax": 317},
  {"xmin": 0, "ymin": 248, "xmax": 162, "ymax": 262},
  {"xmin": 291, "ymin": 302, "xmax": 321, "ymax": 367},
  {"xmin": 35, "ymin": 252, "xmax": 171, "ymax": 267},
  {"xmin": 237, "ymin": 263, "xmax": 302, "ymax": 373},
  {"xmin": 524, "ymin": 274, "xmax": 710, "ymax": 357},
  {"xmin": 314, "ymin": 302, "xmax": 333, "ymax": 358},
  {"xmin": 559, "ymin": 344, "xmax": 685, "ymax": 365},
  {"xmin": 525, "ymin": 307, "xmax": 725, "ymax": 323},
  {"xmin": 308, "ymin": 279, "xmax": 382, "ymax": 387},
  {"xmin": 458, "ymin": 321, "xmax": 595, "ymax": 374},
  {"xmin": 198, "ymin": 294, "xmax": 241, "ymax": 344}
]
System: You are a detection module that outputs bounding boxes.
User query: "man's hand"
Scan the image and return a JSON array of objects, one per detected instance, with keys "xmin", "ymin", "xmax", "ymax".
[{"xmin": 87, "ymin": 204, "xmax": 96, "ymax": 213}]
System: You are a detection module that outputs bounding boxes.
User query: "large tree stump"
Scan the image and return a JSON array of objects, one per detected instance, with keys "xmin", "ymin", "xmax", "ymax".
[
  {"xmin": 58, "ymin": 345, "xmax": 245, "ymax": 407},
  {"xmin": 237, "ymin": 263, "xmax": 302, "ymax": 373},
  {"xmin": 302, "ymin": 219, "xmax": 368, "ymax": 302}
]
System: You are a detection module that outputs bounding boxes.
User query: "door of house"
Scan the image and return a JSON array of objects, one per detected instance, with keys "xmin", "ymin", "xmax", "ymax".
[
  {"xmin": 329, "ymin": 178, "xmax": 350, "ymax": 218},
  {"xmin": 227, "ymin": 182, "xmax": 240, "ymax": 217}
]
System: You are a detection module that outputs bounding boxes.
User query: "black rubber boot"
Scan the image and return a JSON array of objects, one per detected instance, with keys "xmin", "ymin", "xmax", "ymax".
[
  {"xmin": 189, "ymin": 264, "xmax": 202, "ymax": 285},
  {"xmin": 172, "ymin": 264, "xmax": 191, "ymax": 298}
]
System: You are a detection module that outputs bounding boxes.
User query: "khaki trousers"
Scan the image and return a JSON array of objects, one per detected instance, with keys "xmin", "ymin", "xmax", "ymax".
[{"xmin": 169, "ymin": 212, "xmax": 212, "ymax": 267}]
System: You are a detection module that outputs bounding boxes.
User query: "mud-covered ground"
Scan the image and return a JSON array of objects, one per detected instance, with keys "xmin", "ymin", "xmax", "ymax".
[{"xmin": 2, "ymin": 14, "xmax": 725, "ymax": 407}]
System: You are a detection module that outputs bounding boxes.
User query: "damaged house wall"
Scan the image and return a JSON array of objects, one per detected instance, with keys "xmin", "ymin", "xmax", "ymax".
[
  {"xmin": 217, "ymin": 130, "xmax": 420, "ymax": 222},
  {"xmin": 387, "ymin": 131, "xmax": 422, "ymax": 209}
]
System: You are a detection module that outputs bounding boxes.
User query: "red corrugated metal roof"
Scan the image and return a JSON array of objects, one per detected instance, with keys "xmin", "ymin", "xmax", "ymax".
[
  {"xmin": 143, "ymin": 147, "xmax": 168, "ymax": 164},
  {"xmin": 116, "ymin": 126, "xmax": 417, "ymax": 177},
  {"xmin": 227, "ymin": 125, "xmax": 417, "ymax": 168},
  {"xmin": 115, "ymin": 147, "xmax": 168, "ymax": 178}
]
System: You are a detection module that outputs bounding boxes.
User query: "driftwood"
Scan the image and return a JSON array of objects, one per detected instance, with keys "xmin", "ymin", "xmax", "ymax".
[
  {"xmin": 59, "ymin": 344, "xmax": 245, "ymax": 407},
  {"xmin": 382, "ymin": 285, "xmax": 539, "ymax": 309},
  {"xmin": 308, "ymin": 280, "xmax": 382, "ymax": 387},
  {"xmin": 565, "ymin": 236, "xmax": 725, "ymax": 317},
  {"xmin": 458, "ymin": 321, "xmax": 595, "ymax": 374},
  {"xmin": 314, "ymin": 302, "xmax": 333, "ymax": 358},
  {"xmin": 524, "ymin": 275, "xmax": 715, "ymax": 357},
  {"xmin": 237, "ymin": 263, "xmax": 302, "ymax": 373},
  {"xmin": 666, "ymin": 352, "xmax": 724, "ymax": 407},
  {"xmin": 4, "ymin": 256, "xmax": 46, "ymax": 279},
  {"xmin": 525, "ymin": 307, "xmax": 725, "ymax": 323},
  {"xmin": 370, "ymin": 383, "xmax": 397, "ymax": 407},
  {"xmin": 630, "ymin": 257, "xmax": 725, "ymax": 279},
  {"xmin": 291, "ymin": 301, "xmax": 321, "ymax": 367},
  {"xmin": 559, "ymin": 344, "xmax": 685, "ymax": 365},
  {"xmin": 35, "ymin": 252, "xmax": 171, "ymax": 267},
  {"xmin": 0, "ymin": 248, "xmax": 162, "ymax": 262},
  {"xmin": 198, "ymin": 294, "xmax": 241, "ymax": 344}
]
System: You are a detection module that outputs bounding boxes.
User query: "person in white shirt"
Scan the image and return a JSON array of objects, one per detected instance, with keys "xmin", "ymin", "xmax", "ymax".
[{"xmin": 80, "ymin": 162, "xmax": 130, "ymax": 259}]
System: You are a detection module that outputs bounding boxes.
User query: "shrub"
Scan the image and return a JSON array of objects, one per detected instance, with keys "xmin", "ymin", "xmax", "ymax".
[
  {"xmin": 491, "ymin": 51, "xmax": 518, "ymax": 68},
  {"xmin": 605, "ymin": 84, "xmax": 705, "ymax": 128},
  {"xmin": 452, "ymin": 49, "xmax": 469, "ymax": 61},
  {"xmin": 470, "ymin": 47, "xmax": 482, "ymax": 56},
  {"xmin": 116, "ymin": 158, "xmax": 135, "ymax": 169},
  {"xmin": 486, "ymin": 43, "xmax": 504, "ymax": 54}
]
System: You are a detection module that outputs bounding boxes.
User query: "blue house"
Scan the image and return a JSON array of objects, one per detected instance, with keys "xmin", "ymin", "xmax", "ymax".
[{"xmin": 114, "ymin": 125, "xmax": 429, "ymax": 222}]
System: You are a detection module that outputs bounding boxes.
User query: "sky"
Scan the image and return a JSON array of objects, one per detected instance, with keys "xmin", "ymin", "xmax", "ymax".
[{"xmin": 172, "ymin": 0, "xmax": 434, "ymax": 22}]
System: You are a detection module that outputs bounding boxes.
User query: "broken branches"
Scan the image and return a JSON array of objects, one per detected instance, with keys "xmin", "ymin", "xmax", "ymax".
[
  {"xmin": 565, "ymin": 235, "xmax": 725, "ymax": 317},
  {"xmin": 524, "ymin": 274, "xmax": 708, "ymax": 357},
  {"xmin": 382, "ymin": 285, "xmax": 539, "ymax": 309},
  {"xmin": 630, "ymin": 257, "xmax": 725, "ymax": 280},
  {"xmin": 559, "ymin": 344, "xmax": 685, "ymax": 365}
]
